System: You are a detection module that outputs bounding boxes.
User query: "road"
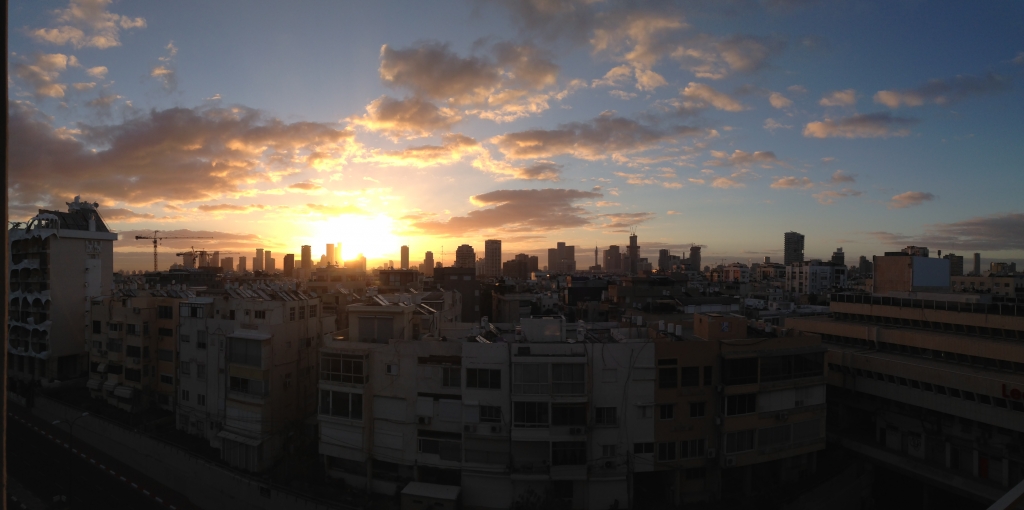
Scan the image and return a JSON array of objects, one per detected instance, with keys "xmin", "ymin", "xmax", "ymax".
[{"xmin": 7, "ymin": 410, "xmax": 199, "ymax": 510}]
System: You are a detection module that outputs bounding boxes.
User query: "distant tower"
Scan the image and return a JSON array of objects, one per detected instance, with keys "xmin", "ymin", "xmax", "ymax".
[
  {"xmin": 401, "ymin": 245, "xmax": 410, "ymax": 270},
  {"xmin": 689, "ymin": 245, "xmax": 702, "ymax": 271},
  {"xmin": 424, "ymin": 251, "xmax": 434, "ymax": 277},
  {"xmin": 455, "ymin": 244, "xmax": 475, "ymax": 268},
  {"xmin": 301, "ymin": 245, "xmax": 312, "ymax": 270},
  {"xmin": 484, "ymin": 240, "xmax": 502, "ymax": 277},
  {"xmin": 784, "ymin": 232, "xmax": 805, "ymax": 266},
  {"xmin": 974, "ymin": 253, "xmax": 981, "ymax": 275},
  {"xmin": 265, "ymin": 250, "xmax": 273, "ymax": 272},
  {"xmin": 254, "ymin": 248, "xmax": 264, "ymax": 272},
  {"xmin": 594, "ymin": 246, "xmax": 599, "ymax": 269},
  {"xmin": 325, "ymin": 244, "xmax": 334, "ymax": 267},
  {"xmin": 831, "ymin": 247, "xmax": 845, "ymax": 266},
  {"xmin": 238, "ymin": 256, "xmax": 247, "ymax": 272},
  {"xmin": 283, "ymin": 254, "xmax": 295, "ymax": 277},
  {"xmin": 628, "ymin": 228, "xmax": 639, "ymax": 275}
]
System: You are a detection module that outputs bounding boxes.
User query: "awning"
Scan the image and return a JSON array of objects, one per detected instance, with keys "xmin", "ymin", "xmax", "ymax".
[
  {"xmin": 216, "ymin": 430, "xmax": 263, "ymax": 447},
  {"xmin": 86, "ymin": 378, "xmax": 102, "ymax": 390},
  {"xmin": 102, "ymin": 381, "xmax": 118, "ymax": 392},
  {"xmin": 113, "ymin": 386, "xmax": 134, "ymax": 398}
]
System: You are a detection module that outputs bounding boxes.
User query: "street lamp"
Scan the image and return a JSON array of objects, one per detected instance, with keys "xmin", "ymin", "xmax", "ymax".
[{"xmin": 53, "ymin": 412, "xmax": 89, "ymax": 508}]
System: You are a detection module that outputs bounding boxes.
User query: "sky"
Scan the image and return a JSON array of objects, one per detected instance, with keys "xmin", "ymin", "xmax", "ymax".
[{"xmin": 8, "ymin": 0, "xmax": 1024, "ymax": 272}]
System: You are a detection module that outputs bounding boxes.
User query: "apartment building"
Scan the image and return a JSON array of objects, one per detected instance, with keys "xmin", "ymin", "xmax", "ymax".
[
  {"xmin": 318, "ymin": 310, "xmax": 825, "ymax": 508},
  {"xmin": 786, "ymin": 260, "xmax": 847, "ymax": 296},
  {"xmin": 85, "ymin": 284, "xmax": 188, "ymax": 412},
  {"xmin": 8, "ymin": 197, "xmax": 117, "ymax": 383},
  {"xmin": 175, "ymin": 284, "xmax": 333, "ymax": 472},
  {"xmin": 951, "ymin": 274, "xmax": 1023, "ymax": 298},
  {"xmin": 787, "ymin": 268, "xmax": 1024, "ymax": 503}
]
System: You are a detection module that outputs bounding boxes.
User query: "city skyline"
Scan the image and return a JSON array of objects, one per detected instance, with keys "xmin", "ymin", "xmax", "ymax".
[{"xmin": 7, "ymin": 0, "xmax": 1024, "ymax": 273}]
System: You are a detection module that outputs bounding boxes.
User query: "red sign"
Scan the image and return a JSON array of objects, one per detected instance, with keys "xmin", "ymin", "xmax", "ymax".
[{"xmin": 1002, "ymin": 384, "xmax": 1022, "ymax": 400}]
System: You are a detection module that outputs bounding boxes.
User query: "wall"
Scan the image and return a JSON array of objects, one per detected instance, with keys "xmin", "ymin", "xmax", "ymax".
[{"xmin": 30, "ymin": 396, "xmax": 341, "ymax": 510}]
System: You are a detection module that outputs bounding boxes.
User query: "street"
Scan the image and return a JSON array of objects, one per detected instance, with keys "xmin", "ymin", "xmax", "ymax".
[{"xmin": 7, "ymin": 410, "xmax": 198, "ymax": 509}]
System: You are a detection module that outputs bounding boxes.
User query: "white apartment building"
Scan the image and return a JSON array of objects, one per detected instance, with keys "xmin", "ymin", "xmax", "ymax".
[{"xmin": 786, "ymin": 260, "xmax": 847, "ymax": 296}]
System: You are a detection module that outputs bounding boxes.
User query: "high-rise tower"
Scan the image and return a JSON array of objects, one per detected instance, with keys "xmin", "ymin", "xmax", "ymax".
[{"xmin": 784, "ymin": 232, "xmax": 805, "ymax": 266}]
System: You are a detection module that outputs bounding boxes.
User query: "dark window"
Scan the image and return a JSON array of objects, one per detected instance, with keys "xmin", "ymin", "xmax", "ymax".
[
  {"xmin": 92, "ymin": 321, "xmax": 102, "ymax": 334},
  {"xmin": 551, "ymin": 404, "xmax": 586, "ymax": 426},
  {"xmin": 107, "ymin": 364, "xmax": 123, "ymax": 375},
  {"xmin": 725, "ymin": 430, "xmax": 755, "ymax": 453},
  {"xmin": 633, "ymin": 442, "xmax": 654, "ymax": 454},
  {"xmin": 480, "ymin": 406, "xmax": 502, "ymax": 423},
  {"xmin": 228, "ymin": 338, "xmax": 263, "ymax": 367},
  {"xmin": 552, "ymin": 364, "xmax": 584, "ymax": 394},
  {"xmin": 126, "ymin": 345, "xmax": 141, "ymax": 357},
  {"xmin": 703, "ymin": 366, "xmax": 713, "ymax": 386},
  {"xmin": 230, "ymin": 376, "xmax": 266, "ymax": 396},
  {"xmin": 124, "ymin": 369, "xmax": 141, "ymax": 382},
  {"xmin": 659, "ymin": 404, "xmax": 674, "ymax": 420},
  {"xmin": 657, "ymin": 442, "xmax": 676, "ymax": 461},
  {"xmin": 157, "ymin": 349, "xmax": 174, "ymax": 362},
  {"xmin": 196, "ymin": 330, "xmax": 208, "ymax": 349},
  {"xmin": 442, "ymin": 367, "xmax": 461, "ymax": 387},
  {"xmin": 595, "ymin": 407, "xmax": 617, "ymax": 426},
  {"xmin": 466, "ymin": 368, "xmax": 501, "ymax": 389},
  {"xmin": 319, "ymin": 389, "xmax": 363, "ymax": 419},
  {"xmin": 158, "ymin": 306, "xmax": 174, "ymax": 319},
  {"xmin": 160, "ymin": 374, "xmax": 174, "ymax": 385},
  {"xmin": 321, "ymin": 353, "xmax": 365, "ymax": 384},
  {"xmin": 552, "ymin": 442, "xmax": 586, "ymax": 466},
  {"xmin": 685, "ymin": 467, "xmax": 706, "ymax": 480},
  {"xmin": 513, "ymin": 401, "xmax": 549, "ymax": 428},
  {"xmin": 680, "ymin": 439, "xmax": 706, "ymax": 458},
  {"xmin": 726, "ymin": 394, "xmax": 757, "ymax": 416},
  {"xmin": 512, "ymin": 364, "xmax": 549, "ymax": 394},
  {"xmin": 289, "ymin": 307, "xmax": 296, "ymax": 321},
  {"xmin": 158, "ymin": 327, "xmax": 173, "ymax": 337},
  {"xmin": 357, "ymin": 316, "xmax": 394, "ymax": 343},
  {"xmin": 690, "ymin": 402, "xmax": 706, "ymax": 418},
  {"xmin": 723, "ymin": 358, "xmax": 758, "ymax": 385},
  {"xmin": 680, "ymin": 367, "xmax": 700, "ymax": 387},
  {"xmin": 659, "ymin": 367, "xmax": 677, "ymax": 388}
]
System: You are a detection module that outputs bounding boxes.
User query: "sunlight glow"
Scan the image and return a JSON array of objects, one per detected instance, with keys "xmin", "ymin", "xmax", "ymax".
[{"xmin": 308, "ymin": 214, "xmax": 399, "ymax": 262}]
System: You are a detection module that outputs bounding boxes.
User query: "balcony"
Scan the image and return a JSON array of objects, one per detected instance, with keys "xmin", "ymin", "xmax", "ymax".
[{"xmin": 511, "ymin": 461, "xmax": 549, "ymax": 480}]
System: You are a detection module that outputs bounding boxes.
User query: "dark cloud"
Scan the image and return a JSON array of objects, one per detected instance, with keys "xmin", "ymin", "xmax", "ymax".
[
  {"xmin": 287, "ymin": 181, "xmax": 324, "ymax": 191},
  {"xmin": 888, "ymin": 191, "xmax": 935, "ymax": 209},
  {"xmin": 348, "ymin": 95, "xmax": 461, "ymax": 139},
  {"xmin": 8, "ymin": 100, "xmax": 355, "ymax": 206},
  {"xmin": 803, "ymin": 112, "xmax": 918, "ymax": 139},
  {"xmin": 117, "ymin": 228, "xmax": 263, "ymax": 251},
  {"xmin": 828, "ymin": 170, "xmax": 855, "ymax": 183},
  {"xmin": 595, "ymin": 212, "xmax": 657, "ymax": 229},
  {"xmin": 869, "ymin": 213, "xmax": 1024, "ymax": 252},
  {"xmin": 874, "ymin": 73, "xmax": 1010, "ymax": 108},
  {"xmin": 492, "ymin": 112, "xmax": 701, "ymax": 160},
  {"xmin": 411, "ymin": 188, "xmax": 602, "ymax": 236}
]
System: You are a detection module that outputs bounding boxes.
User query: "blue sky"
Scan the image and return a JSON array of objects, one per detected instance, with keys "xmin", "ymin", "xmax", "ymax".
[{"xmin": 8, "ymin": 0, "xmax": 1024, "ymax": 271}]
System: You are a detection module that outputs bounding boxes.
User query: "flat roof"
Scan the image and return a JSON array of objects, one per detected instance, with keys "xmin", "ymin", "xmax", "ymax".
[{"xmin": 401, "ymin": 482, "xmax": 461, "ymax": 500}]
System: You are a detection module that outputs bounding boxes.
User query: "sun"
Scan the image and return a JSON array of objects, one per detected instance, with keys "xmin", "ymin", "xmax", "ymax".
[{"xmin": 307, "ymin": 214, "xmax": 399, "ymax": 262}]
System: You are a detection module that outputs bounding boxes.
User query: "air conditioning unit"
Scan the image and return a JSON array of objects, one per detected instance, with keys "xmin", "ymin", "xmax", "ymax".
[
  {"xmin": 725, "ymin": 456, "xmax": 736, "ymax": 467},
  {"xmin": 491, "ymin": 425, "xmax": 502, "ymax": 434},
  {"xmin": 417, "ymin": 416, "xmax": 432, "ymax": 425},
  {"xmin": 464, "ymin": 424, "xmax": 477, "ymax": 433},
  {"xmin": 706, "ymin": 448, "xmax": 717, "ymax": 458},
  {"xmin": 569, "ymin": 427, "xmax": 585, "ymax": 436}
]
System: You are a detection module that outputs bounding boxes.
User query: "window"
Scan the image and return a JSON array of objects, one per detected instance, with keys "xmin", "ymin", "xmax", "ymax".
[
  {"xmin": 229, "ymin": 310, "xmax": 236, "ymax": 320},
  {"xmin": 703, "ymin": 366, "xmax": 713, "ymax": 386},
  {"xmin": 197, "ymin": 363, "xmax": 207, "ymax": 381},
  {"xmin": 466, "ymin": 368, "xmax": 502, "ymax": 389},
  {"xmin": 633, "ymin": 442, "xmax": 654, "ymax": 454},
  {"xmin": 229, "ymin": 376, "xmax": 266, "ymax": 396},
  {"xmin": 158, "ymin": 305, "xmax": 173, "ymax": 319},
  {"xmin": 197, "ymin": 394, "xmax": 206, "ymax": 406},
  {"xmin": 513, "ymin": 401, "xmax": 549, "ymax": 428},
  {"xmin": 126, "ymin": 324, "xmax": 140, "ymax": 336},
  {"xmin": 723, "ymin": 358, "xmax": 758, "ymax": 385},
  {"xmin": 179, "ymin": 303, "xmax": 204, "ymax": 318},
  {"xmin": 106, "ymin": 340, "xmax": 122, "ymax": 352},
  {"xmin": 602, "ymin": 445, "xmax": 616, "ymax": 458},
  {"xmin": 126, "ymin": 345, "xmax": 141, "ymax": 357},
  {"xmin": 92, "ymin": 321, "xmax": 102, "ymax": 334},
  {"xmin": 319, "ymin": 389, "xmax": 363, "ymax": 419},
  {"xmin": 357, "ymin": 316, "xmax": 394, "ymax": 343},
  {"xmin": 180, "ymin": 361, "xmax": 190, "ymax": 375},
  {"xmin": 107, "ymin": 322, "xmax": 122, "ymax": 332},
  {"xmin": 254, "ymin": 310, "xmax": 266, "ymax": 319},
  {"xmin": 298, "ymin": 306, "xmax": 305, "ymax": 320},
  {"xmin": 289, "ymin": 307, "xmax": 296, "ymax": 321},
  {"xmin": 658, "ymin": 359, "xmax": 677, "ymax": 388},
  {"xmin": 309, "ymin": 305, "xmax": 317, "ymax": 317},
  {"xmin": 638, "ymin": 405, "xmax": 652, "ymax": 419},
  {"xmin": 552, "ymin": 364, "xmax": 584, "ymax": 394},
  {"xmin": 680, "ymin": 367, "xmax": 700, "ymax": 387},
  {"xmin": 551, "ymin": 404, "xmax": 586, "ymax": 426},
  {"xmin": 196, "ymin": 330, "xmax": 208, "ymax": 349},
  {"xmin": 442, "ymin": 367, "xmax": 461, "ymax": 387},
  {"xmin": 158, "ymin": 349, "xmax": 174, "ymax": 362},
  {"xmin": 513, "ymin": 364, "xmax": 549, "ymax": 395},
  {"xmin": 158, "ymin": 327, "xmax": 173, "ymax": 337},
  {"xmin": 480, "ymin": 406, "xmax": 502, "ymax": 423},
  {"xmin": 321, "ymin": 353, "xmax": 365, "ymax": 384},
  {"xmin": 181, "ymin": 390, "xmax": 190, "ymax": 402},
  {"xmin": 595, "ymin": 407, "xmax": 617, "ymax": 426},
  {"xmin": 657, "ymin": 442, "xmax": 676, "ymax": 461},
  {"xmin": 124, "ymin": 369, "xmax": 141, "ymax": 382},
  {"xmin": 417, "ymin": 431, "xmax": 461, "ymax": 461},
  {"xmin": 680, "ymin": 439, "xmax": 706, "ymax": 458},
  {"xmin": 552, "ymin": 442, "xmax": 586, "ymax": 466},
  {"xmin": 179, "ymin": 332, "xmax": 190, "ymax": 343},
  {"xmin": 659, "ymin": 404, "xmax": 674, "ymax": 420},
  {"xmin": 725, "ymin": 430, "xmax": 755, "ymax": 453},
  {"xmin": 758, "ymin": 424, "xmax": 792, "ymax": 448},
  {"xmin": 725, "ymin": 394, "xmax": 757, "ymax": 416},
  {"xmin": 228, "ymin": 338, "xmax": 263, "ymax": 367},
  {"xmin": 690, "ymin": 402, "xmax": 706, "ymax": 418},
  {"xmin": 107, "ymin": 364, "xmax": 123, "ymax": 375},
  {"xmin": 160, "ymin": 374, "xmax": 174, "ymax": 385}
]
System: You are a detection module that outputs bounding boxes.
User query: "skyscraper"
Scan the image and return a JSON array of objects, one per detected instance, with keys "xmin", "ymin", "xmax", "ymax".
[
  {"xmin": 238, "ymin": 256, "xmax": 247, "ymax": 272},
  {"xmin": 401, "ymin": 245, "xmax": 410, "ymax": 270},
  {"xmin": 254, "ymin": 248, "xmax": 264, "ymax": 272},
  {"xmin": 484, "ymin": 239, "xmax": 501, "ymax": 277},
  {"xmin": 604, "ymin": 245, "xmax": 621, "ymax": 273},
  {"xmin": 326, "ymin": 243, "xmax": 335, "ymax": 267},
  {"xmin": 283, "ymin": 254, "xmax": 295, "ymax": 277},
  {"xmin": 265, "ymin": 250, "xmax": 273, "ymax": 273},
  {"xmin": 831, "ymin": 247, "xmax": 845, "ymax": 266},
  {"xmin": 548, "ymin": 242, "xmax": 576, "ymax": 273},
  {"xmin": 627, "ymin": 232, "xmax": 639, "ymax": 275},
  {"xmin": 688, "ymin": 245, "xmax": 701, "ymax": 271},
  {"xmin": 974, "ymin": 253, "xmax": 981, "ymax": 275},
  {"xmin": 301, "ymin": 245, "xmax": 312, "ymax": 270},
  {"xmin": 335, "ymin": 243, "xmax": 342, "ymax": 265},
  {"xmin": 455, "ymin": 244, "xmax": 475, "ymax": 268},
  {"xmin": 658, "ymin": 249, "xmax": 670, "ymax": 272},
  {"xmin": 424, "ymin": 251, "xmax": 434, "ymax": 277},
  {"xmin": 784, "ymin": 232, "xmax": 805, "ymax": 266},
  {"xmin": 221, "ymin": 256, "xmax": 234, "ymax": 272}
]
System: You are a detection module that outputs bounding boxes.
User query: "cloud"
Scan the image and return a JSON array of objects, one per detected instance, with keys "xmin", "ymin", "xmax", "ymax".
[
  {"xmin": 708, "ymin": 150, "xmax": 779, "ymax": 168},
  {"xmin": 870, "ymin": 213, "xmax": 1024, "ymax": 252},
  {"xmin": 711, "ymin": 177, "xmax": 744, "ymax": 188},
  {"xmin": 888, "ymin": 191, "xmax": 935, "ymax": 209},
  {"xmin": 151, "ymin": 41, "xmax": 177, "ymax": 91},
  {"xmin": 196, "ymin": 204, "xmax": 267, "ymax": 213},
  {"xmin": 666, "ymin": 210, "xmax": 679, "ymax": 215},
  {"xmin": 673, "ymin": 34, "xmax": 787, "ymax": 79},
  {"xmin": 803, "ymin": 112, "xmax": 918, "ymax": 139},
  {"xmin": 813, "ymin": 188, "xmax": 862, "ymax": 204},
  {"xmin": 91, "ymin": 207, "xmax": 162, "ymax": 223},
  {"xmin": 287, "ymin": 181, "xmax": 325, "ymax": 192},
  {"xmin": 8, "ymin": 100, "xmax": 357, "ymax": 206},
  {"xmin": 13, "ymin": 53, "xmax": 74, "ymax": 98},
  {"xmin": 687, "ymin": 178, "xmax": 705, "ymax": 185},
  {"xmin": 768, "ymin": 92, "xmax": 792, "ymax": 109},
  {"xmin": 609, "ymin": 90, "xmax": 637, "ymax": 100},
  {"xmin": 770, "ymin": 176, "xmax": 814, "ymax": 189},
  {"xmin": 614, "ymin": 171, "xmax": 658, "ymax": 186},
  {"xmin": 348, "ymin": 95, "xmax": 461, "ymax": 139},
  {"xmin": 828, "ymin": 170, "xmax": 855, "ymax": 183},
  {"xmin": 595, "ymin": 212, "xmax": 656, "ymax": 229},
  {"xmin": 86, "ymin": 66, "xmax": 108, "ymax": 78},
  {"xmin": 471, "ymin": 155, "xmax": 562, "ymax": 181},
  {"xmin": 29, "ymin": 0, "xmax": 146, "ymax": 50},
  {"xmin": 118, "ymin": 228, "xmax": 262, "ymax": 251},
  {"xmin": 491, "ymin": 111, "xmax": 700, "ymax": 161},
  {"xmin": 360, "ymin": 133, "xmax": 482, "ymax": 168},
  {"xmin": 819, "ymin": 89, "xmax": 857, "ymax": 107},
  {"xmin": 85, "ymin": 92, "xmax": 124, "ymax": 116},
  {"xmin": 763, "ymin": 118, "xmax": 792, "ymax": 132},
  {"xmin": 681, "ymin": 82, "xmax": 746, "ymax": 111},
  {"xmin": 72, "ymin": 82, "xmax": 97, "ymax": 91},
  {"xmin": 411, "ymin": 188, "xmax": 602, "ymax": 236},
  {"xmin": 873, "ymin": 73, "xmax": 1010, "ymax": 108},
  {"xmin": 1014, "ymin": 52, "xmax": 1024, "ymax": 66}
]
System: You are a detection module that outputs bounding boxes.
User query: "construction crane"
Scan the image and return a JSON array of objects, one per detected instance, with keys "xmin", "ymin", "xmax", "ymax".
[
  {"xmin": 135, "ymin": 231, "xmax": 213, "ymax": 272},
  {"xmin": 175, "ymin": 249, "xmax": 240, "ymax": 268}
]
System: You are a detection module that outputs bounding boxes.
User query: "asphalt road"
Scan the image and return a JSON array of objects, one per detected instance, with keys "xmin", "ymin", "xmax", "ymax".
[{"xmin": 7, "ymin": 410, "xmax": 198, "ymax": 510}]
